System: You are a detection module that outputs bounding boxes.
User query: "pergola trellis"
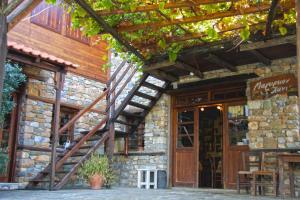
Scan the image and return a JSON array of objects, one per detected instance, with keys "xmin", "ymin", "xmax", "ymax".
[{"xmin": 72, "ymin": 0, "xmax": 296, "ymax": 64}]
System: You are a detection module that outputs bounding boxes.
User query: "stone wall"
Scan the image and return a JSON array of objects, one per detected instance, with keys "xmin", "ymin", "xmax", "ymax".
[
  {"xmin": 15, "ymin": 66, "xmax": 106, "ymax": 183},
  {"xmin": 112, "ymin": 94, "xmax": 170, "ymax": 187}
]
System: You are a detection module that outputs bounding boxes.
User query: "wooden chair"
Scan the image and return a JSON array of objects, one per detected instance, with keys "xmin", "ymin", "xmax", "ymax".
[
  {"xmin": 252, "ymin": 152, "xmax": 278, "ymax": 196},
  {"xmin": 237, "ymin": 151, "xmax": 261, "ymax": 194}
]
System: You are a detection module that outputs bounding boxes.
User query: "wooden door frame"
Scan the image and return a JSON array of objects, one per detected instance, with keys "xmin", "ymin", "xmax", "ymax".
[
  {"xmin": 0, "ymin": 91, "xmax": 23, "ymax": 182},
  {"xmin": 171, "ymin": 106, "xmax": 199, "ymax": 187},
  {"xmin": 222, "ymin": 100, "xmax": 249, "ymax": 189}
]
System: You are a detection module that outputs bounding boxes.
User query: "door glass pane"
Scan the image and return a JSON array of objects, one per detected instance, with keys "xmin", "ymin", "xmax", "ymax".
[
  {"xmin": 177, "ymin": 110, "xmax": 194, "ymax": 148},
  {"xmin": 228, "ymin": 105, "xmax": 249, "ymax": 146}
]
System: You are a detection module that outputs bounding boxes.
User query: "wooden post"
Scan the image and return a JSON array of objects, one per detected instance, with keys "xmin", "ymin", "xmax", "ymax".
[
  {"xmin": 50, "ymin": 71, "xmax": 64, "ymax": 190},
  {"xmin": 107, "ymin": 77, "xmax": 115, "ymax": 158},
  {"xmin": 0, "ymin": 0, "xmax": 8, "ymax": 113}
]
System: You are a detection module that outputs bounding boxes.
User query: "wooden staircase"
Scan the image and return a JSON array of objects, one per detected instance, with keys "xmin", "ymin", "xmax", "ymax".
[{"xmin": 27, "ymin": 60, "xmax": 169, "ymax": 190}]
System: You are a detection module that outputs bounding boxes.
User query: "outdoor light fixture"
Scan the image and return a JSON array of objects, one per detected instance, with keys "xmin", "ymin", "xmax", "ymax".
[
  {"xmin": 217, "ymin": 105, "xmax": 222, "ymax": 110},
  {"xmin": 190, "ymin": 72, "xmax": 194, "ymax": 76},
  {"xmin": 200, "ymin": 107, "xmax": 205, "ymax": 111}
]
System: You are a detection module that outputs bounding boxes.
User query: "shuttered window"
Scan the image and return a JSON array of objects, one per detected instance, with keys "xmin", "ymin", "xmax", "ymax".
[
  {"xmin": 65, "ymin": 14, "xmax": 90, "ymax": 44},
  {"xmin": 31, "ymin": 1, "xmax": 63, "ymax": 33}
]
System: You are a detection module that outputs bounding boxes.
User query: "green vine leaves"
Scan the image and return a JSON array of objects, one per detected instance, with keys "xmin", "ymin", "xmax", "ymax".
[{"xmin": 49, "ymin": 0, "xmax": 295, "ymax": 65}]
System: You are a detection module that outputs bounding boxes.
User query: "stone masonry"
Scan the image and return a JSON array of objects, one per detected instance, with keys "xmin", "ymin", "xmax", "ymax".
[{"xmin": 15, "ymin": 66, "xmax": 106, "ymax": 184}]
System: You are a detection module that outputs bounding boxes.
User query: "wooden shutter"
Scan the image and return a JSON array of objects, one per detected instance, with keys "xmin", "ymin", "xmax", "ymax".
[
  {"xmin": 65, "ymin": 14, "xmax": 90, "ymax": 44},
  {"xmin": 31, "ymin": 0, "xmax": 63, "ymax": 33}
]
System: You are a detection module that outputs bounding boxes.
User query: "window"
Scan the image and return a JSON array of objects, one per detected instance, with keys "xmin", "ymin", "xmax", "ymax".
[
  {"xmin": 31, "ymin": 0, "xmax": 90, "ymax": 45},
  {"xmin": 65, "ymin": 14, "xmax": 90, "ymax": 44},
  {"xmin": 50, "ymin": 107, "xmax": 77, "ymax": 146},
  {"xmin": 177, "ymin": 110, "xmax": 194, "ymax": 148},
  {"xmin": 128, "ymin": 122, "xmax": 145, "ymax": 151},
  {"xmin": 227, "ymin": 104, "xmax": 249, "ymax": 146},
  {"xmin": 31, "ymin": 0, "xmax": 63, "ymax": 33}
]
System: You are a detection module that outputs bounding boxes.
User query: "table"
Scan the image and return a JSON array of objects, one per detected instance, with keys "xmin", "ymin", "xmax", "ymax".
[{"xmin": 278, "ymin": 153, "xmax": 300, "ymax": 197}]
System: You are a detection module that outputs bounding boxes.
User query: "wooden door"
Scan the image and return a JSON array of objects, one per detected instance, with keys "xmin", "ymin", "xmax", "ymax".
[
  {"xmin": 0, "ymin": 94, "xmax": 19, "ymax": 182},
  {"xmin": 223, "ymin": 102, "xmax": 249, "ymax": 189},
  {"xmin": 172, "ymin": 108, "xmax": 198, "ymax": 187}
]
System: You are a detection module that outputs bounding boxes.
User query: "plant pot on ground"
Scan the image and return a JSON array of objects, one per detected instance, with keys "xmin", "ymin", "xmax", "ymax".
[{"xmin": 78, "ymin": 154, "xmax": 115, "ymax": 190}]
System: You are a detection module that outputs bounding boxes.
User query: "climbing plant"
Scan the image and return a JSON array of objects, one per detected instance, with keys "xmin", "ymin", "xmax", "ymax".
[
  {"xmin": 49, "ymin": 0, "xmax": 296, "ymax": 64},
  {"xmin": 0, "ymin": 61, "xmax": 26, "ymax": 126}
]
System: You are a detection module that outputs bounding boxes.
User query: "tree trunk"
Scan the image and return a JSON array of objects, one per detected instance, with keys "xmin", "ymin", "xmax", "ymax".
[{"xmin": 0, "ymin": 0, "xmax": 8, "ymax": 113}]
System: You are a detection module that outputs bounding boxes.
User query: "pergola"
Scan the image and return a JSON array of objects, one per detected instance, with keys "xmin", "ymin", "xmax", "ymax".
[{"xmin": 66, "ymin": 0, "xmax": 298, "ymax": 83}]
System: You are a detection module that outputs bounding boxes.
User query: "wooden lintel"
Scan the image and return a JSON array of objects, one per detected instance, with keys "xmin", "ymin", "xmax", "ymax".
[
  {"xmin": 175, "ymin": 61, "xmax": 203, "ymax": 78},
  {"xmin": 7, "ymin": 51, "xmax": 62, "ymax": 72},
  {"xmin": 74, "ymin": 0, "xmax": 146, "ymax": 62},
  {"xmin": 205, "ymin": 54, "xmax": 237, "ymax": 72},
  {"xmin": 149, "ymin": 70, "xmax": 178, "ymax": 82},
  {"xmin": 240, "ymin": 35, "xmax": 296, "ymax": 51},
  {"xmin": 144, "ymin": 60, "xmax": 175, "ymax": 71},
  {"xmin": 249, "ymin": 50, "xmax": 271, "ymax": 65}
]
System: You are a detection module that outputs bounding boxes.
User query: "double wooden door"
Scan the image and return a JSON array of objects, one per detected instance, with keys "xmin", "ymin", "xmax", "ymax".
[{"xmin": 172, "ymin": 102, "xmax": 249, "ymax": 188}]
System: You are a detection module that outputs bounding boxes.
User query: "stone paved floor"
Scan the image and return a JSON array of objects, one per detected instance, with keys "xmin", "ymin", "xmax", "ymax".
[{"xmin": 0, "ymin": 187, "xmax": 296, "ymax": 200}]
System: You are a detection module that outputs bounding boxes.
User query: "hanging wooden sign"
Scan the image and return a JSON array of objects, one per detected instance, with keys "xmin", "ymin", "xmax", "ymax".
[{"xmin": 250, "ymin": 74, "xmax": 297, "ymax": 100}]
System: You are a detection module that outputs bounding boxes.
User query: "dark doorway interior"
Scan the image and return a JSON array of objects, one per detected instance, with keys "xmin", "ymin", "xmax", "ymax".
[{"xmin": 198, "ymin": 106, "xmax": 223, "ymax": 188}]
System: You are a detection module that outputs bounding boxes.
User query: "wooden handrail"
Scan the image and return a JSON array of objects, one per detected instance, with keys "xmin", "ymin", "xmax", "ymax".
[
  {"xmin": 107, "ymin": 60, "xmax": 126, "ymax": 86},
  {"xmin": 56, "ymin": 116, "xmax": 109, "ymax": 170},
  {"xmin": 106, "ymin": 66, "xmax": 138, "ymax": 112},
  {"xmin": 107, "ymin": 63, "xmax": 132, "ymax": 97},
  {"xmin": 58, "ymin": 90, "xmax": 108, "ymax": 135},
  {"xmin": 58, "ymin": 59, "xmax": 127, "ymax": 135}
]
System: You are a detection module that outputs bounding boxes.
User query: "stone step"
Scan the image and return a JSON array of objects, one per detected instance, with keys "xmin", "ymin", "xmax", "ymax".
[
  {"xmin": 120, "ymin": 111, "xmax": 143, "ymax": 118},
  {"xmin": 114, "ymin": 119, "xmax": 135, "ymax": 126}
]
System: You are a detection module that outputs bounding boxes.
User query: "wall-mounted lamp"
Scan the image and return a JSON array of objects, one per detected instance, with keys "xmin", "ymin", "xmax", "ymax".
[
  {"xmin": 200, "ymin": 107, "xmax": 205, "ymax": 111},
  {"xmin": 217, "ymin": 105, "xmax": 222, "ymax": 110}
]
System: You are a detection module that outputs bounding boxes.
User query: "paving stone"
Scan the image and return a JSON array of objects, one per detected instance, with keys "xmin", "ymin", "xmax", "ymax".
[{"xmin": 0, "ymin": 188, "xmax": 279, "ymax": 200}]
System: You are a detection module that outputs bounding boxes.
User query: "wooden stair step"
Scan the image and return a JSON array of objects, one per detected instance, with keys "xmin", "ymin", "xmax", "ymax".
[
  {"xmin": 134, "ymin": 91, "xmax": 156, "ymax": 100},
  {"xmin": 87, "ymin": 135, "xmax": 102, "ymax": 141},
  {"xmin": 63, "ymin": 161, "xmax": 78, "ymax": 165},
  {"xmin": 120, "ymin": 111, "xmax": 143, "ymax": 118},
  {"xmin": 128, "ymin": 101, "xmax": 150, "ymax": 110},
  {"xmin": 115, "ymin": 130, "xmax": 129, "ymax": 137},
  {"xmin": 80, "ymin": 127, "xmax": 108, "ymax": 135},
  {"xmin": 142, "ymin": 82, "xmax": 164, "ymax": 92},
  {"xmin": 114, "ymin": 119, "xmax": 135, "ymax": 126}
]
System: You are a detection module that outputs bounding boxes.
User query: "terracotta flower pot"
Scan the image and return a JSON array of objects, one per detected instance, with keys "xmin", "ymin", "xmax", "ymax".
[{"xmin": 89, "ymin": 174, "xmax": 104, "ymax": 190}]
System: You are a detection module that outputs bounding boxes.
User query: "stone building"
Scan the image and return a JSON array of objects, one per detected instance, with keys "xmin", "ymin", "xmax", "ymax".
[
  {"xmin": 0, "ymin": 0, "xmax": 108, "ymax": 187},
  {"xmin": 1, "ymin": 0, "xmax": 300, "ymax": 198}
]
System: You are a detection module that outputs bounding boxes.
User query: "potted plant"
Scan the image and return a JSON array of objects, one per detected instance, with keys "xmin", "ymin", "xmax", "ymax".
[
  {"xmin": 78, "ymin": 154, "xmax": 114, "ymax": 189},
  {"xmin": 0, "ymin": 148, "xmax": 9, "ymax": 176}
]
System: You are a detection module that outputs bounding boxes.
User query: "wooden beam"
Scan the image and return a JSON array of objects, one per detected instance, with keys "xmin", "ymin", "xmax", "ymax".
[
  {"xmin": 7, "ymin": 0, "xmax": 42, "ymax": 31},
  {"xmin": 116, "ymin": 2, "xmax": 294, "ymax": 33},
  {"xmin": 97, "ymin": 0, "xmax": 231, "ymax": 16},
  {"xmin": 249, "ymin": 50, "xmax": 271, "ymax": 65},
  {"xmin": 265, "ymin": 0, "xmax": 280, "ymax": 38},
  {"xmin": 175, "ymin": 61, "xmax": 203, "ymax": 78},
  {"xmin": 74, "ymin": 0, "xmax": 146, "ymax": 62},
  {"xmin": 149, "ymin": 69, "xmax": 178, "ymax": 82},
  {"xmin": 0, "ymin": 0, "xmax": 8, "ymax": 114},
  {"xmin": 136, "ymin": 22, "xmax": 265, "ymax": 49},
  {"xmin": 144, "ymin": 60, "xmax": 175, "ymax": 71},
  {"xmin": 50, "ymin": 71, "xmax": 63, "ymax": 190},
  {"xmin": 205, "ymin": 53, "xmax": 237, "ymax": 71},
  {"xmin": 3, "ymin": 0, "xmax": 24, "ymax": 16},
  {"xmin": 240, "ymin": 35, "xmax": 296, "ymax": 51}
]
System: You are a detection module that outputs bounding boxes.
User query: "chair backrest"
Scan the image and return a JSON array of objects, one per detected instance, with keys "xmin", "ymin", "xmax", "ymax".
[
  {"xmin": 241, "ymin": 151, "xmax": 262, "ymax": 171},
  {"xmin": 261, "ymin": 152, "xmax": 278, "ymax": 171}
]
